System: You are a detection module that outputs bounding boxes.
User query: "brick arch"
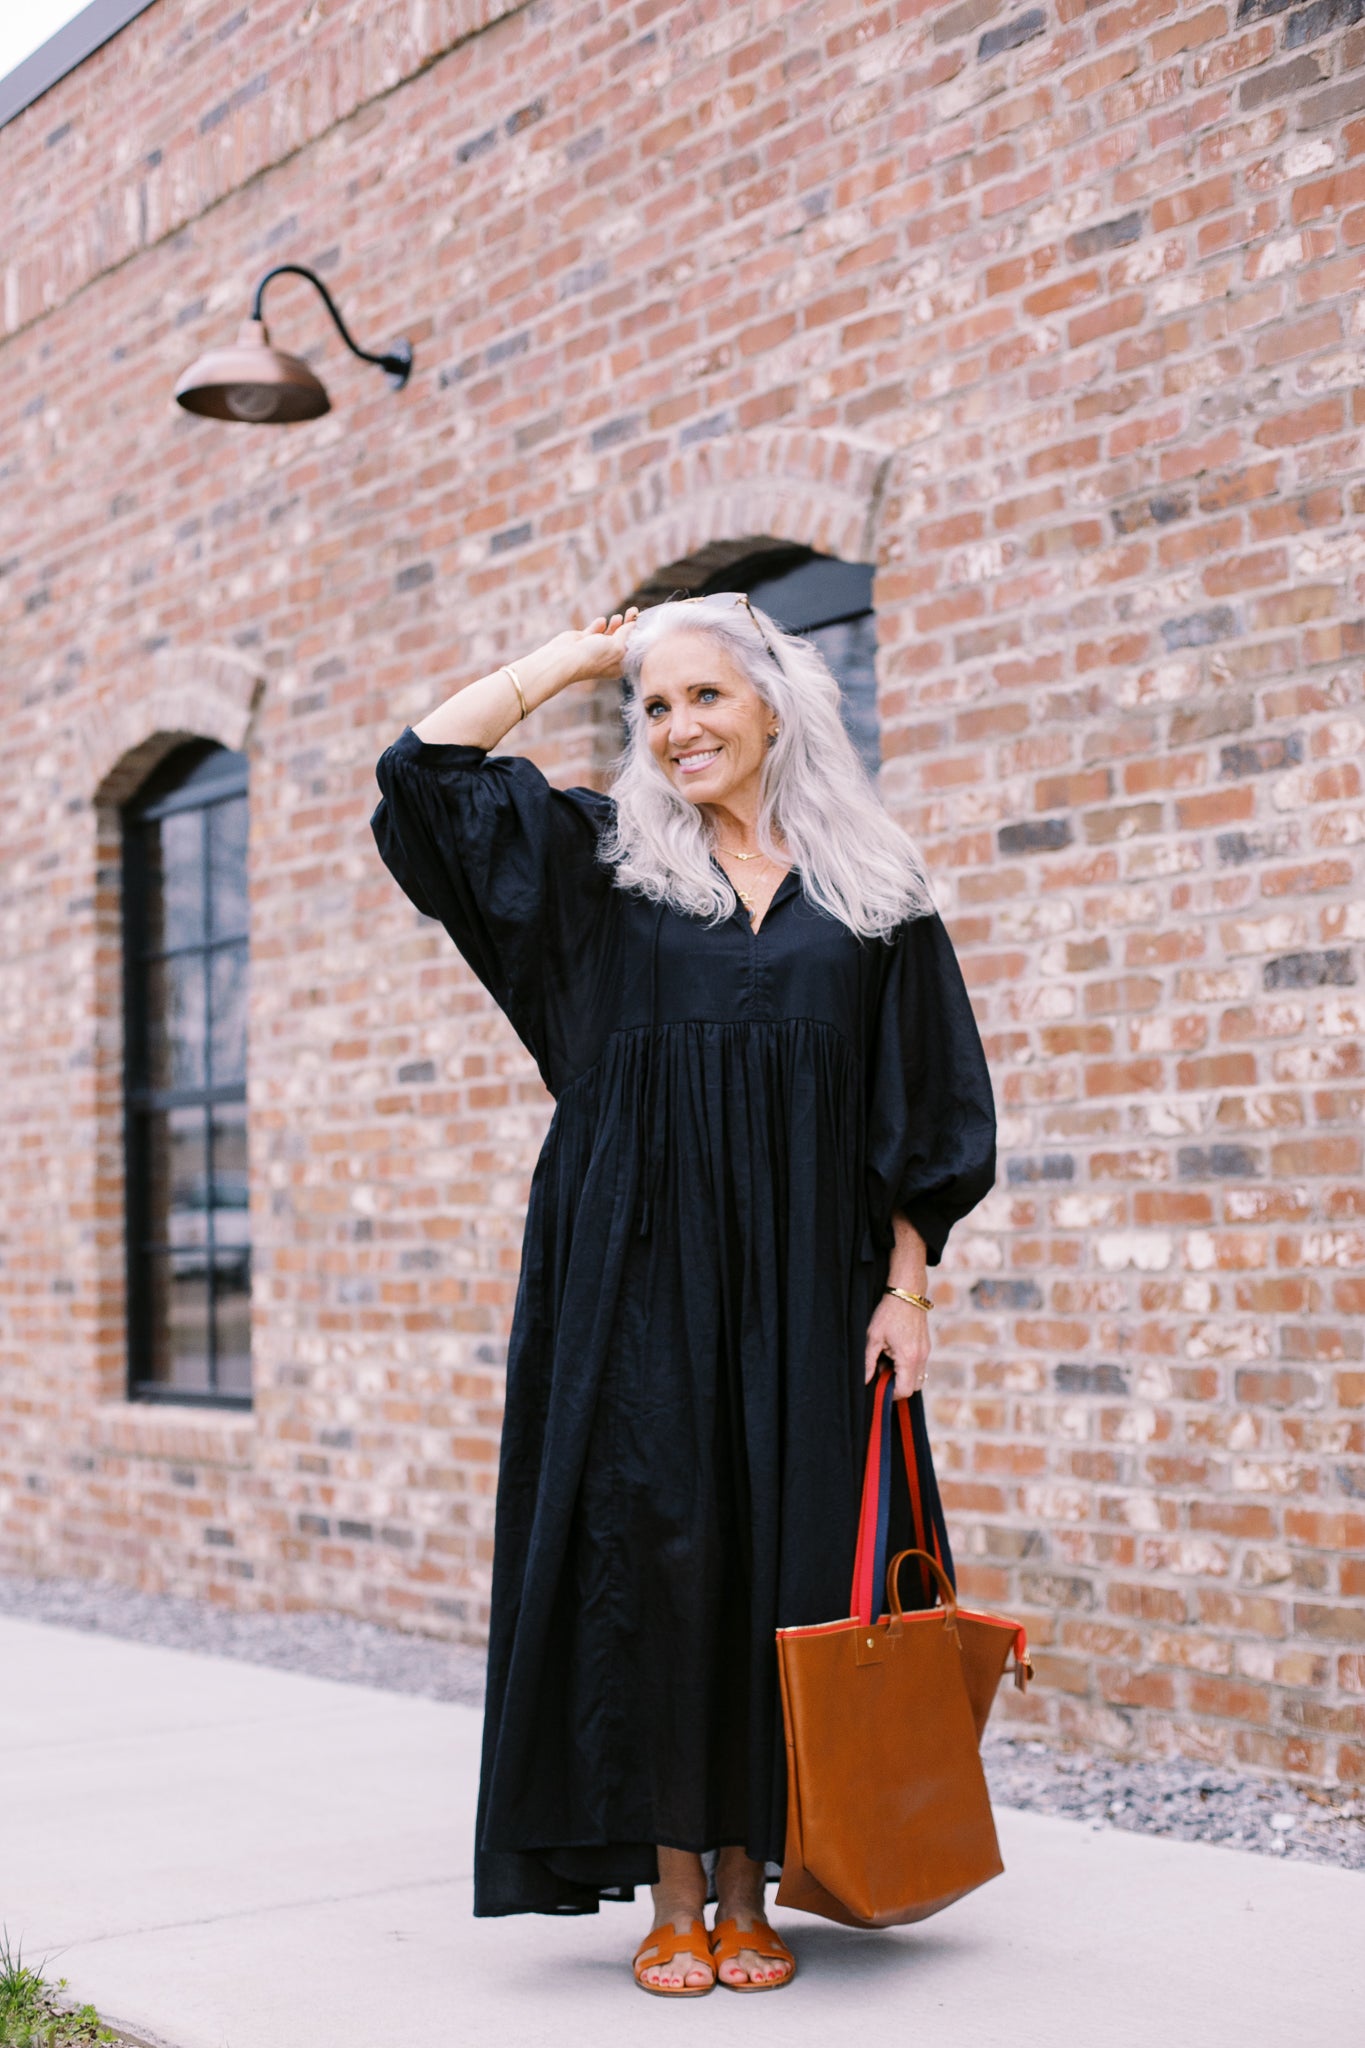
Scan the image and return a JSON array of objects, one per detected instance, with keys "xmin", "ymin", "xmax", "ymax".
[
  {"xmin": 84, "ymin": 645, "xmax": 265, "ymax": 807},
  {"xmin": 567, "ymin": 430, "xmax": 894, "ymax": 621},
  {"xmin": 532, "ymin": 431, "xmax": 893, "ymax": 782}
]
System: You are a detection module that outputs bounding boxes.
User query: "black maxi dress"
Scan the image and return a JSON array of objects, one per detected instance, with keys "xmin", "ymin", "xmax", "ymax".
[{"xmin": 371, "ymin": 726, "xmax": 996, "ymax": 1918}]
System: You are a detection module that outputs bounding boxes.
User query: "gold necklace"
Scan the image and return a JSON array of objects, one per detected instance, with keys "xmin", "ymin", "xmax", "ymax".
[{"xmin": 715, "ymin": 843, "xmax": 778, "ymax": 911}]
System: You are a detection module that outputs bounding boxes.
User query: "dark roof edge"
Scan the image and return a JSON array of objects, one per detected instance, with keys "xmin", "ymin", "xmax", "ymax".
[{"xmin": 0, "ymin": 0, "xmax": 159, "ymax": 134}]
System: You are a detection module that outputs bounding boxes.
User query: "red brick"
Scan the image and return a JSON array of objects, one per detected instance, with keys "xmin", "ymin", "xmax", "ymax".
[
  {"xmin": 1152, "ymin": 175, "xmax": 1233, "ymax": 231},
  {"xmin": 1150, "ymin": 8, "xmax": 1225, "ymax": 62},
  {"xmin": 1254, "ymin": 398, "xmax": 1346, "ymax": 450},
  {"xmin": 1198, "ymin": 462, "xmax": 1280, "ymax": 511},
  {"xmin": 1136, "ymin": 1191, "xmax": 1213, "ymax": 1224},
  {"xmin": 1191, "ymin": 1505, "xmax": 1277, "ymax": 1543},
  {"xmin": 1188, "ymin": 1676, "xmax": 1271, "ymax": 1722},
  {"xmin": 1102, "ymin": 1665, "xmax": 1177, "ymax": 1709},
  {"xmin": 1085, "ymin": 1059, "xmax": 1165, "ymax": 1096},
  {"xmin": 1068, "ymin": 292, "xmax": 1147, "ymax": 347},
  {"xmin": 1024, "ymin": 272, "xmax": 1101, "ymax": 317},
  {"xmin": 1271, "ymin": 1138, "xmax": 1362, "ymax": 1177},
  {"xmin": 1286, "ymin": 1510, "xmax": 1365, "ymax": 1551},
  {"xmin": 1232, "ymin": 1732, "xmax": 1326, "ymax": 1776}
]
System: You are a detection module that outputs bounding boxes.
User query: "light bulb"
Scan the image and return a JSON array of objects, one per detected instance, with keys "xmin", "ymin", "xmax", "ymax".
[{"xmin": 224, "ymin": 384, "xmax": 282, "ymax": 422}]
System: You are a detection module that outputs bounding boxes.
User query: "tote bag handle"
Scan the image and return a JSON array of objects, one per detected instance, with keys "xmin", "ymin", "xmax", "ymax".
[
  {"xmin": 851, "ymin": 1364, "xmax": 950, "ymax": 1627},
  {"xmin": 886, "ymin": 1545, "xmax": 958, "ymax": 1626},
  {"xmin": 853, "ymin": 1369, "xmax": 1034, "ymax": 1692}
]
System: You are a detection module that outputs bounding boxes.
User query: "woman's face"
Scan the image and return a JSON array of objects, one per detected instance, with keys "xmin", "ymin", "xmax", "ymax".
[{"xmin": 638, "ymin": 631, "xmax": 777, "ymax": 818}]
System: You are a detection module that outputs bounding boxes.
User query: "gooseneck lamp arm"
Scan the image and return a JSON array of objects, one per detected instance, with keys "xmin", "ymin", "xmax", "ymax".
[{"xmin": 249, "ymin": 265, "xmax": 413, "ymax": 387}]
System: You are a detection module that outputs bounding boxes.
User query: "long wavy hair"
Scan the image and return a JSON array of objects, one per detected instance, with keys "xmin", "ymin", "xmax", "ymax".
[{"xmin": 600, "ymin": 594, "xmax": 935, "ymax": 939}]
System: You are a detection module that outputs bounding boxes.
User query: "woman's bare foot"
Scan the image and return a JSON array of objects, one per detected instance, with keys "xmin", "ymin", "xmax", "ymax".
[
  {"xmin": 636, "ymin": 1847, "xmax": 713, "ymax": 1991},
  {"xmin": 713, "ymin": 1845, "xmax": 794, "ymax": 1987}
]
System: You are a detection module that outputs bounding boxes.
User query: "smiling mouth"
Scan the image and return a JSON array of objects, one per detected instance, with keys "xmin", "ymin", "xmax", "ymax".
[{"xmin": 674, "ymin": 747, "xmax": 722, "ymax": 775}]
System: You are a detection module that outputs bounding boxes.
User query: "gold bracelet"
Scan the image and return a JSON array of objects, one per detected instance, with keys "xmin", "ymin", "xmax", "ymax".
[
  {"xmin": 501, "ymin": 662, "xmax": 528, "ymax": 721},
  {"xmin": 885, "ymin": 1285, "xmax": 933, "ymax": 1313}
]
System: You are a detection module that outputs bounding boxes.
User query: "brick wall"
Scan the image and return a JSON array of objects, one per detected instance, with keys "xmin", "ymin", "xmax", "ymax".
[{"xmin": 1, "ymin": 0, "xmax": 1361, "ymax": 1782}]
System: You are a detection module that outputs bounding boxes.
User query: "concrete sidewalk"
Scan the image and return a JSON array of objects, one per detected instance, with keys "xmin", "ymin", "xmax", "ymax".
[{"xmin": 1, "ymin": 1615, "xmax": 1360, "ymax": 2048}]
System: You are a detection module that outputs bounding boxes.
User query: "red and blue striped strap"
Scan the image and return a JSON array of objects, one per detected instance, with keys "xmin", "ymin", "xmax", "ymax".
[{"xmin": 851, "ymin": 1364, "xmax": 943, "ymax": 1625}]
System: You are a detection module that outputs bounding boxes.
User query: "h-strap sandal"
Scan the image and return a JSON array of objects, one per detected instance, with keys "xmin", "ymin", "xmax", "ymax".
[
  {"xmin": 632, "ymin": 1917, "xmax": 717, "ymax": 1997},
  {"xmin": 709, "ymin": 1915, "xmax": 797, "ymax": 1991}
]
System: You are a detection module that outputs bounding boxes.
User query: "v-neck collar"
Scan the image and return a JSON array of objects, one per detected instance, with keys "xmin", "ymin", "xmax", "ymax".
[{"xmin": 710, "ymin": 856, "xmax": 799, "ymax": 935}]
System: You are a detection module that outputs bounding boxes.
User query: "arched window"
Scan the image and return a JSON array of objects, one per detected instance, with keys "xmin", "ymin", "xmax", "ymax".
[
  {"xmin": 699, "ymin": 548, "xmax": 879, "ymax": 776},
  {"xmin": 122, "ymin": 743, "xmax": 250, "ymax": 1405}
]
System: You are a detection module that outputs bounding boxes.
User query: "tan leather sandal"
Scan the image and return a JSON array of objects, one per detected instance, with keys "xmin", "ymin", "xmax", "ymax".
[
  {"xmin": 709, "ymin": 1915, "xmax": 797, "ymax": 1991},
  {"xmin": 632, "ymin": 1917, "xmax": 717, "ymax": 1997}
]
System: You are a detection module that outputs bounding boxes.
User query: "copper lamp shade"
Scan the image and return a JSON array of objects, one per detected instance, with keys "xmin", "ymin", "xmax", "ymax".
[
  {"xmin": 174, "ymin": 264, "xmax": 413, "ymax": 426},
  {"xmin": 174, "ymin": 317, "xmax": 331, "ymax": 423}
]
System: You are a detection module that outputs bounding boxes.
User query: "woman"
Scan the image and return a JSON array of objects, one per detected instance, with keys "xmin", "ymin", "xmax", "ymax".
[{"xmin": 370, "ymin": 593, "xmax": 995, "ymax": 1995}]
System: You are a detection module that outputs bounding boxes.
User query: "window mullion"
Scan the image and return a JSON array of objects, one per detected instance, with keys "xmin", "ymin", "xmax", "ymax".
[
  {"xmin": 206, "ymin": 1098, "xmax": 219, "ymax": 1396},
  {"xmin": 201, "ymin": 806, "xmax": 219, "ymax": 1395}
]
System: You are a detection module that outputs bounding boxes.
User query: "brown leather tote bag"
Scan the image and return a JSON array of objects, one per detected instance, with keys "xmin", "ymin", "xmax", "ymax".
[{"xmin": 774, "ymin": 1366, "xmax": 1033, "ymax": 1928}]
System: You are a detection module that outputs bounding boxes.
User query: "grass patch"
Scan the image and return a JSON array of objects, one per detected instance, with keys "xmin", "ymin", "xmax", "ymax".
[{"xmin": 0, "ymin": 1932, "xmax": 116, "ymax": 2048}]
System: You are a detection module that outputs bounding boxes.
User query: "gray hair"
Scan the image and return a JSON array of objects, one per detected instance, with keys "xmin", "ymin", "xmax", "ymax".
[{"xmin": 600, "ymin": 594, "xmax": 936, "ymax": 939}]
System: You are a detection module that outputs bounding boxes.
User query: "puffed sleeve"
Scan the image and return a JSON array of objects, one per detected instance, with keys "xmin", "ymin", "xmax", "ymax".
[
  {"xmin": 865, "ymin": 912, "xmax": 996, "ymax": 1266},
  {"xmin": 370, "ymin": 726, "xmax": 619, "ymax": 1094}
]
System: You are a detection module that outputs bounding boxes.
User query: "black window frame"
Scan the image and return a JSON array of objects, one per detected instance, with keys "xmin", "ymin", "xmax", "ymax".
[{"xmin": 121, "ymin": 741, "xmax": 252, "ymax": 1409}]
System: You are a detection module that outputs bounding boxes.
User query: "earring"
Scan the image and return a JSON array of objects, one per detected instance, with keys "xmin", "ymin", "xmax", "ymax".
[{"xmin": 767, "ymin": 727, "xmax": 779, "ymax": 748}]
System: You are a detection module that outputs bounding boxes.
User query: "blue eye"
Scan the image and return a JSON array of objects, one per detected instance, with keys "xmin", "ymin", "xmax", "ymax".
[{"xmin": 643, "ymin": 687, "xmax": 718, "ymax": 719}]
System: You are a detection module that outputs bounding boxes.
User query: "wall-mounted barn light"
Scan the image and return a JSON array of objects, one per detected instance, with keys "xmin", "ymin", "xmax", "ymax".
[{"xmin": 174, "ymin": 264, "xmax": 413, "ymax": 424}]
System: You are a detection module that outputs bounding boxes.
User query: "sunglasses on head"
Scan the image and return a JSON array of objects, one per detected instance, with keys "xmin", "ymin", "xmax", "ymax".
[{"xmin": 664, "ymin": 588, "xmax": 782, "ymax": 667}]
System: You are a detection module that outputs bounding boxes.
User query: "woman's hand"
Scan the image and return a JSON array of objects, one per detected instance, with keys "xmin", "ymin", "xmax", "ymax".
[
  {"xmin": 865, "ymin": 1211, "xmax": 931, "ymax": 1402},
  {"xmin": 540, "ymin": 608, "xmax": 638, "ymax": 688},
  {"xmin": 864, "ymin": 1291, "xmax": 930, "ymax": 1402}
]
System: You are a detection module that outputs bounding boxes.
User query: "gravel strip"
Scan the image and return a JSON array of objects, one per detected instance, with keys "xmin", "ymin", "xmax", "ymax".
[
  {"xmin": 40, "ymin": 1993, "xmax": 164, "ymax": 2048},
  {"xmin": 983, "ymin": 1735, "xmax": 1365, "ymax": 1872},
  {"xmin": 3, "ymin": 1571, "xmax": 1361, "ymax": 1872},
  {"xmin": 0, "ymin": 1570, "xmax": 486, "ymax": 1706}
]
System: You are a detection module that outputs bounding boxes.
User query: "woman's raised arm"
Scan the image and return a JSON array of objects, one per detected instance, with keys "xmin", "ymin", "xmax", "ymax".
[{"xmin": 414, "ymin": 610, "xmax": 638, "ymax": 751}]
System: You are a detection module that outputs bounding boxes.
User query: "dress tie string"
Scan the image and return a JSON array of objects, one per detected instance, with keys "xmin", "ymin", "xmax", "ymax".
[{"xmin": 637, "ymin": 898, "xmax": 666, "ymax": 1237}]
